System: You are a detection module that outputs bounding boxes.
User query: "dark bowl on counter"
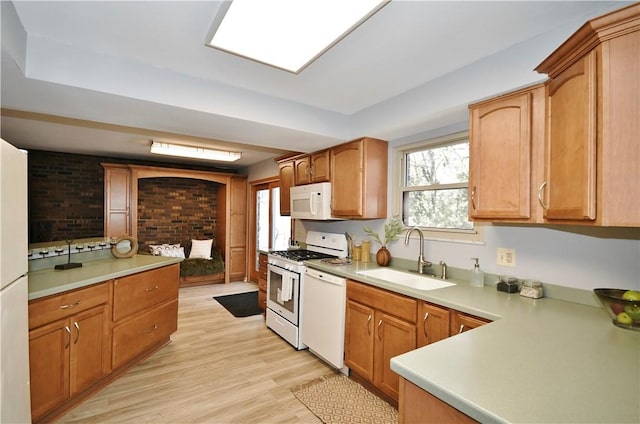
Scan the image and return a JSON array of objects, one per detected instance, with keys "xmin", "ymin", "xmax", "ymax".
[{"xmin": 594, "ymin": 288, "xmax": 640, "ymax": 331}]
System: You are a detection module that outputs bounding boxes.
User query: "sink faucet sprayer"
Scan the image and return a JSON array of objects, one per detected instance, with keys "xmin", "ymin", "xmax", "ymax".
[{"xmin": 404, "ymin": 227, "xmax": 432, "ymax": 274}]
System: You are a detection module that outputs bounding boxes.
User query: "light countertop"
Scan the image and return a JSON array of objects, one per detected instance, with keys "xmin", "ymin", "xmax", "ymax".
[
  {"xmin": 28, "ymin": 255, "xmax": 183, "ymax": 300},
  {"xmin": 305, "ymin": 259, "xmax": 640, "ymax": 423}
]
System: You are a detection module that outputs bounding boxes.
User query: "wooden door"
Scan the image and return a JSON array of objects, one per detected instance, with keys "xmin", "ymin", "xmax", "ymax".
[
  {"xmin": 344, "ymin": 300, "xmax": 375, "ymax": 381},
  {"xmin": 310, "ymin": 150, "xmax": 330, "ymax": 182},
  {"xmin": 374, "ymin": 312, "xmax": 416, "ymax": 401},
  {"xmin": 29, "ymin": 319, "xmax": 70, "ymax": 420},
  {"xmin": 469, "ymin": 88, "xmax": 536, "ymax": 219},
  {"xmin": 278, "ymin": 160, "xmax": 294, "ymax": 216},
  {"xmin": 417, "ymin": 302, "xmax": 450, "ymax": 348},
  {"xmin": 69, "ymin": 305, "xmax": 110, "ymax": 396},
  {"xmin": 544, "ymin": 51, "xmax": 597, "ymax": 221}
]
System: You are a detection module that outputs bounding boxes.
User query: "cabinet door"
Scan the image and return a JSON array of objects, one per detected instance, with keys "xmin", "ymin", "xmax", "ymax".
[
  {"xmin": 294, "ymin": 156, "xmax": 311, "ymax": 185},
  {"xmin": 310, "ymin": 150, "xmax": 330, "ymax": 182},
  {"xmin": 278, "ymin": 160, "xmax": 294, "ymax": 216},
  {"xmin": 417, "ymin": 301, "xmax": 450, "ymax": 348},
  {"xmin": 344, "ymin": 300, "xmax": 375, "ymax": 381},
  {"xmin": 374, "ymin": 312, "xmax": 416, "ymax": 401},
  {"xmin": 331, "ymin": 140, "xmax": 364, "ymax": 217},
  {"xmin": 450, "ymin": 312, "xmax": 489, "ymax": 335},
  {"xmin": 469, "ymin": 90, "xmax": 534, "ymax": 219},
  {"xmin": 544, "ymin": 51, "xmax": 597, "ymax": 221},
  {"xmin": 29, "ymin": 319, "xmax": 70, "ymax": 420},
  {"xmin": 69, "ymin": 305, "xmax": 110, "ymax": 396},
  {"xmin": 103, "ymin": 164, "xmax": 131, "ymax": 238}
]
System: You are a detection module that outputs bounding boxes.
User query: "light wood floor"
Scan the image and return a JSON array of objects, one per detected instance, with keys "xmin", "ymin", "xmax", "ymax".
[{"xmin": 57, "ymin": 282, "xmax": 334, "ymax": 423}]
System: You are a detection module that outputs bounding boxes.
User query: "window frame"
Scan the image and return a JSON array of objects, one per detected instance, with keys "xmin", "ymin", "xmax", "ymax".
[{"xmin": 392, "ymin": 131, "xmax": 484, "ymax": 244}]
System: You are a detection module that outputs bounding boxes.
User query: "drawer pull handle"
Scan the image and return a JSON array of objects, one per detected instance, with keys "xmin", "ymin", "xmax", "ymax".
[
  {"xmin": 74, "ymin": 322, "xmax": 80, "ymax": 344},
  {"xmin": 145, "ymin": 285, "xmax": 160, "ymax": 292},
  {"xmin": 377, "ymin": 319, "xmax": 383, "ymax": 341},
  {"xmin": 64, "ymin": 326, "xmax": 71, "ymax": 348},
  {"xmin": 59, "ymin": 300, "xmax": 81, "ymax": 309},
  {"xmin": 144, "ymin": 324, "xmax": 159, "ymax": 333},
  {"xmin": 458, "ymin": 324, "xmax": 465, "ymax": 334}
]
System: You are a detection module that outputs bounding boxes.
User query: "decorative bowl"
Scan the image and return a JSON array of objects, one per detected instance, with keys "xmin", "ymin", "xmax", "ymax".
[{"xmin": 594, "ymin": 288, "xmax": 640, "ymax": 331}]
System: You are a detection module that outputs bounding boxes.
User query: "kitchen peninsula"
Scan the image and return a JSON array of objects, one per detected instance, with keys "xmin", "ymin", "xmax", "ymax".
[
  {"xmin": 306, "ymin": 259, "xmax": 640, "ymax": 424},
  {"xmin": 27, "ymin": 254, "xmax": 182, "ymax": 424}
]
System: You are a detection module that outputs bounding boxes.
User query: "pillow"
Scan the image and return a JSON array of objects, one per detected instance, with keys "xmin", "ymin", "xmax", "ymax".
[
  {"xmin": 160, "ymin": 246, "xmax": 185, "ymax": 258},
  {"xmin": 189, "ymin": 239, "xmax": 213, "ymax": 259},
  {"xmin": 149, "ymin": 243, "xmax": 180, "ymax": 256}
]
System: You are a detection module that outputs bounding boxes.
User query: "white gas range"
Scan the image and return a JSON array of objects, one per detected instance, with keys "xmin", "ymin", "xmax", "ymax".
[{"xmin": 266, "ymin": 231, "xmax": 348, "ymax": 350}]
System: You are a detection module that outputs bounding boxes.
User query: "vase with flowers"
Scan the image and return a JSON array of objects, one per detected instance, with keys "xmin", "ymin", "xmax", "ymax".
[{"xmin": 363, "ymin": 217, "xmax": 404, "ymax": 266}]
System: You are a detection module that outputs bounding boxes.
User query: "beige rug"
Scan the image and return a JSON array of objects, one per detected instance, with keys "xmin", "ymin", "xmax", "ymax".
[{"xmin": 291, "ymin": 373, "xmax": 398, "ymax": 424}]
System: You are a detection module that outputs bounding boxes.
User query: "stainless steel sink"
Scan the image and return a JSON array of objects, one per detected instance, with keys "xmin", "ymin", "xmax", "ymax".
[{"xmin": 356, "ymin": 268, "xmax": 455, "ymax": 291}]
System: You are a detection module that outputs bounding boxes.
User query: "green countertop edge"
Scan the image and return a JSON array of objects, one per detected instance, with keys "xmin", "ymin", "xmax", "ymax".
[
  {"xmin": 304, "ymin": 259, "xmax": 640, "ymax": 424},
  {"xmin": 28, "ymin": 255, "xmax": 184, "ymax": 300}
]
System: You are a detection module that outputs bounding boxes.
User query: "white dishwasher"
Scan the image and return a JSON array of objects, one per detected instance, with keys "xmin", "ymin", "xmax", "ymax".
[{"xmin": 301, "ymin": 267, "xmax": 348, "ymax": 373}]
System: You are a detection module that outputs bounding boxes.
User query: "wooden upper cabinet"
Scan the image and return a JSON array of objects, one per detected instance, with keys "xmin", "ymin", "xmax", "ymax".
[
  {"xmin": 310, "ymin": 150, "xmax": 330, "ymax": 183},
  {"xmin": 469, "ymin": 84, "xmax": 545, "ymax": 222},
  {"xmin": 278, "ymin": 159, "xmax": 295, "ymax": 216},
  {"xmin": 543, "ymin": 52, "xmax": 597, "ymax": 221},
  {"xmin": 294, "ymin": 156, "xmax": 311, "ymax": 185},
  {"xmin": 293, "ymin": 150, "xmax": 330, "ymax": 185},
  {"xmin": 330, "ymin": 137, "xmax": 388, "ymax": 219},
  {"xmin": 535, "ymin": 3, "xmax": 640, "ymax": 226}
]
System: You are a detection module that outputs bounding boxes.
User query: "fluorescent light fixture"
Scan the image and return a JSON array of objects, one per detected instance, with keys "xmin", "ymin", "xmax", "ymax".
[
  {"xmin": 206, "ymin": 0, "xmax": 390, "ymax": 73},
  {"xmin": 150, "ymin": 141, "xmax": 242, "ymax": 162}
]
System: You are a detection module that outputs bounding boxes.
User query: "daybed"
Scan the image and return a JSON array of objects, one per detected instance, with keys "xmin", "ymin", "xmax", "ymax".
[{"xmin": 147, "ymin": 239, "xmax": 225, "ymax": 287}]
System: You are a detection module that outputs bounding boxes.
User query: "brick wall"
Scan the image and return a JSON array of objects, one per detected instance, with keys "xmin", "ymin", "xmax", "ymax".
[
  {"xmin": 28, "ymin": 150, "xmax": 232, "ymax": 244},
  {"xmin": 29, "ymin": 151, "xmax": 105, "ymax": 242},
  {"xmin": 137, "ymin": 177, "xmax": 219, "ymax": 254}
]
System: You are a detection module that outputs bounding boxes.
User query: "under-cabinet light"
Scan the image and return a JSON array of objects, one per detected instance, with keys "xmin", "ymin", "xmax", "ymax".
[
  {"xmin": 206, "ymin": 0, "xmax": 390, "ymax": 73},
  {"xmin": 150, "ymin": 141, "xmax": 242, "ymax": 162}
]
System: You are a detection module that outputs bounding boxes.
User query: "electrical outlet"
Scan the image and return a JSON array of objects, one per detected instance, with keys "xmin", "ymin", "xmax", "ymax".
[{"xmin": 497, "ymin": 248, "xmax": 516, "ymax": 267}]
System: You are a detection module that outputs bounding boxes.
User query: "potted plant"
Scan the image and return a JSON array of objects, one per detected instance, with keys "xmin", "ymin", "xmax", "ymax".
[{"xmin": 363, "ymin": 217, "xmax": 404, "ymax": 266}]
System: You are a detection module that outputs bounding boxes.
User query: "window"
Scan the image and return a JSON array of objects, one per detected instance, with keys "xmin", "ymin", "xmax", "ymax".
[{"xmin": 394, "ymin": 131, "xmax": 482, "ymax": 243}]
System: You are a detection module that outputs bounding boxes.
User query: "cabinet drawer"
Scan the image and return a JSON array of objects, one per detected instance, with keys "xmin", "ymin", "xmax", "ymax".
[
  {"xmin": 112, "ymin": 299, "xmax": 178, "ymax": 369},
  {"xmin": 29, "ymin": 282, "xmax": 111, "ymax": 330},
  {"xmin": 347, "ymin": 280, "xmax": 417, "ymax": 324},
  {"xmin": 113, "ymin": 264, "xmax": 179, "ymax": 322}
]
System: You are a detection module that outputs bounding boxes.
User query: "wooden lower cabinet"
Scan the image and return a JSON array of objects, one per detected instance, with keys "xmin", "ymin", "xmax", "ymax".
[
  {"xmin": 28, "ymin": 264, "xmax": 180, "ymax": 424},
  {"xmin": 29, "ymin": 290, "xmax": 111, "ymax": 422},
  {"xmin": 417, "ymin": 301, "xmax": 450, "ymax": 348},
  {"xmin": 399, "ymin": 378, "xmax": 478, "ymax": 424},
  {"xmin": 450, "ymin": 311, "xmax": 490, "ymax": 335},
  {"xmin": 258, "ymin": 253, "xmax": 267, "ymax": 311},
  {"xmin": 344, "ymin": 280, "xmax": 417, "ymax": 401}
]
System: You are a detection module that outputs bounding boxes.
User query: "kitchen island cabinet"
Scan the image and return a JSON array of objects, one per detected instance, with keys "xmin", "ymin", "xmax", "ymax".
[{"xmin": 27, "ymin": 256, "xmax": 181, "ymax": 424}]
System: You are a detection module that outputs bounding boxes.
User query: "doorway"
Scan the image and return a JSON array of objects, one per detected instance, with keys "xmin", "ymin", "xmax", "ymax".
[{"xmin": 249, "ymin": 178, "xmax": 292, "ymax": 283}]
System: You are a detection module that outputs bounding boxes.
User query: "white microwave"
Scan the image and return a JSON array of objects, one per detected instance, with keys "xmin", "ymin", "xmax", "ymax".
[{"xmin": 290, "ymin": 182, "xmax": 337, "ymax": 220}]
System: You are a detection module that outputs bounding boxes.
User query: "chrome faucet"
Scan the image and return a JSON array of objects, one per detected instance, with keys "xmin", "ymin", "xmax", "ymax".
[{"xmin": 404, "ymin": 227, "xmax": 432, "ymax": 274}]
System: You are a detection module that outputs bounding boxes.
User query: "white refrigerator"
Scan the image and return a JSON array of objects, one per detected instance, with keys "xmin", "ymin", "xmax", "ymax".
[{"xmin": 0, "ymin": 138, "xmax": 31, "ymax": 423}]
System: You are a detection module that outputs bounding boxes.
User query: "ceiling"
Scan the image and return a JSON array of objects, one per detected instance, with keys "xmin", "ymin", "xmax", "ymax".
[{"xmin": 0, "ymin": 1, "xmax": 631, "ymax": 170}]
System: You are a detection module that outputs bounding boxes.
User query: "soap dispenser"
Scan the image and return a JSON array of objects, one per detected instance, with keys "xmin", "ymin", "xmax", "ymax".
[{"xmin": 470, "ymin": 257, "xmax": 484, "ymax": 287}]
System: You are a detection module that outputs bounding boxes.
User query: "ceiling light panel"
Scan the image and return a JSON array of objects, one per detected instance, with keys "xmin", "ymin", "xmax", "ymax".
[
  {"xmin": 207, "ymin": 0, "xmax": 389, "ymax": 73},
  {"xmin": 150, "ymin": 141, "xmax": 242, "ymax": 162}
]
